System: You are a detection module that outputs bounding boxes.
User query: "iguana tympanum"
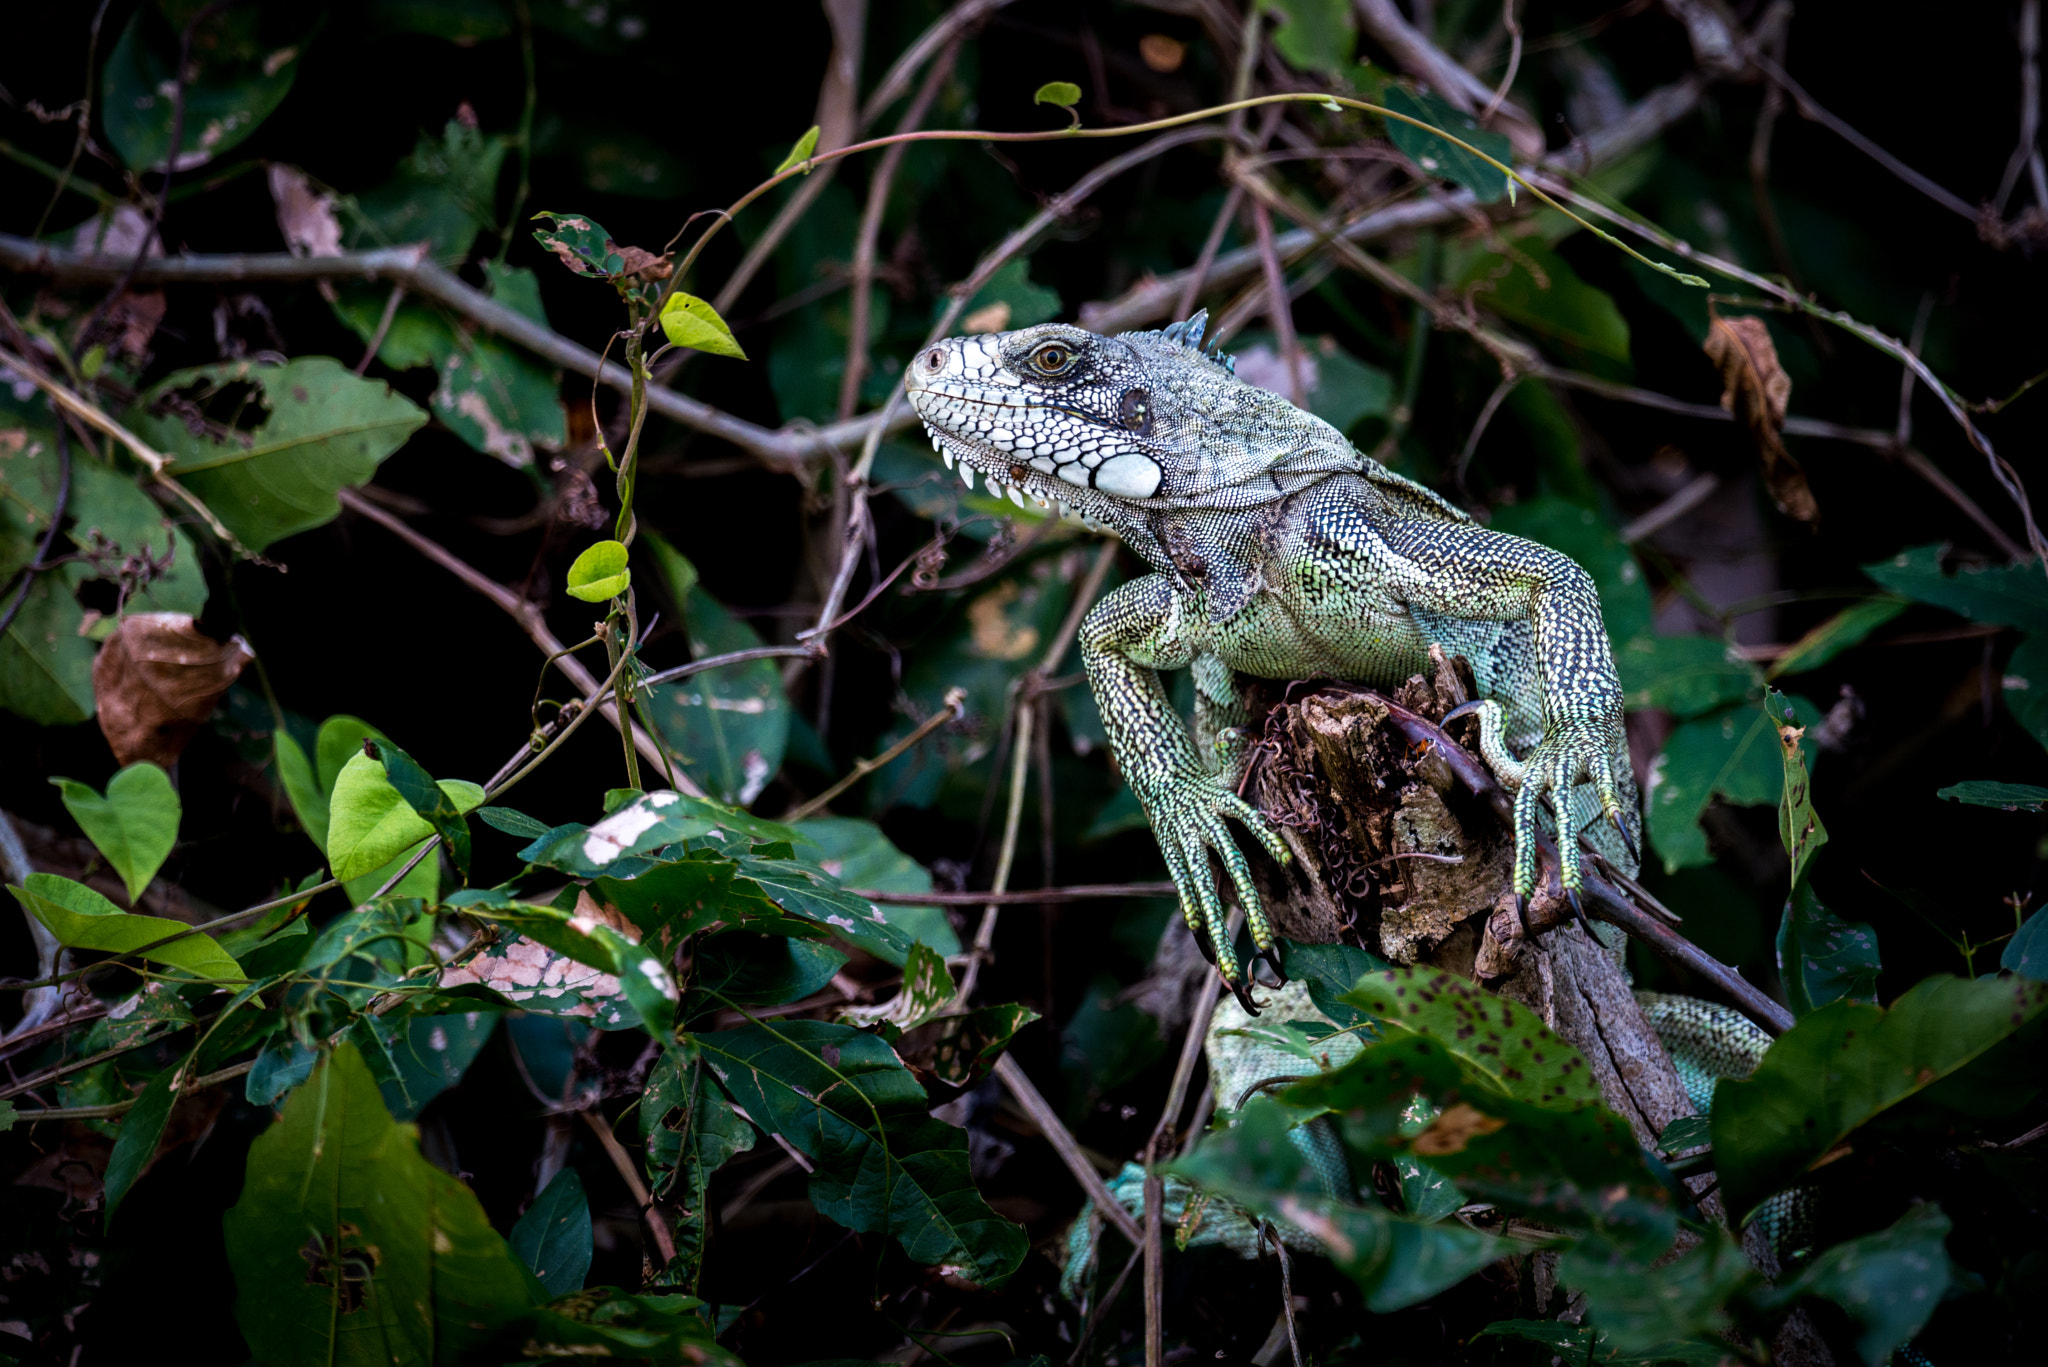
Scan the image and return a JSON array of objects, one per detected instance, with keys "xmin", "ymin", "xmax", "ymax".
[{"xmin": 903, "ymin": 312, "xmax": 1641, "ymax": 1010}]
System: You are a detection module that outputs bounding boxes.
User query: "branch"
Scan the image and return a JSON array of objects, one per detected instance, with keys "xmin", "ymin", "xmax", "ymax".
[
  {"xmin": 0, "ymin": 234, "xmax": 865, "ymax": 474},
  {"xmin": 1376, "ymin": 695, "xmax": 1796, "ymax": 1036},
  {"xmin": 848, "ymin": 882, "xmax": 1176, "ymax": 906},
  {"xmin": 334, "ymin": 488, "xmax": 701, "ymax": 795}
]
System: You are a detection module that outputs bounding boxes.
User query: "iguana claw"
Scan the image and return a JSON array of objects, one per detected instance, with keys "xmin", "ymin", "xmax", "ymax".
[
  {"xmin": 1566, "ymin": 888, "xmax": 1596, "ymax": 938},
  {"xmin": 1609, "ymin": 810, "xmax": 1640, "ymax": 866}
]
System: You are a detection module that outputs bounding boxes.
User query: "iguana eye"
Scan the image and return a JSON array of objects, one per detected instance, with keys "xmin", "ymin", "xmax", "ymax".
[
  {"xmin": 1029, "ymin": 343, "xmax": 1075, "ymax": 376},
  {"xmin": 1119, "ymin": 388, "xmax": 1153, "ymax": 435}
]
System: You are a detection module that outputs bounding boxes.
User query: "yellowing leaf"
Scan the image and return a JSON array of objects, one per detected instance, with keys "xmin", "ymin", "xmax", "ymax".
[
  {"xmin": 658, "ymin": 292, "xmax": 747, "ymax": 361},
  {"xmin": 566, "ymin": 539, "xmax": 630, "ymax": 602},
  {"xmin": 8, "ymin": 873, "xmax": 244, "ymax": 982},
  {"xmin": 326, "ymin": 752, "xmax": 483, "ymax": 882}
]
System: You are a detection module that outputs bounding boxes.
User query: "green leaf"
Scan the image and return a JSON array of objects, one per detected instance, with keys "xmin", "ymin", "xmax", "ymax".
[
  {"xmin": 530, "ymin": 210, "xmax": 627, "ymax": 279},
  {"xmin": 791, "ymin": 816, "xmax": 957, "ymax": 965},
  {"xmin": 325, "ymin": 751, "xmax": 484, "ymax": 882},
  {"xmin": 378, "ymin": 1011, "xmax": 500, "ymax": 1120},
  {"xmin": 839, "ymin": 940, "xmax": 955, "ymax": 1031},
  {"xmin": 774, "ymin": 125, "xmax": 822, "ymax": 175},
  {"xmin": 476, "ymin": 805, "xmax": 551, "ymax": 839},
  {"xmin": 1265, "ymin": 0, "xmax": 1355, "ymax": 76},
  {"xmin": 1863, "ymin": 544, "xmax": 2048, "ymax": 632},
  {"xmin": 1172, "ymin": 1100, "xmax": 1507, "ymax": 1311},
  {"xmin": 1616, "ymin": 635, "xmax": 1759, "ymax": 718},
  {"xmin": 1936, "ymin": 780, "xmax": 2048, "ymax": 811},
  {"xmin": 348, "ymin": 120, "xmax": 507, "ymax": 264},
  {"xmin": 1657, "ymin": 1115, "xmax": 1712, "ymax": 1154},
  {"xmin": 1712, "ymin": 974, "xmax": 2048, "ymax": 1222},
  {"xmin": 1646, "ymin": 695, "xmax": 1822, "ymax": 872},
  {"xmin": 643, "ymin": 1041, "xmax": 756, "ymax": 1290},
  {"xmin": 1477, "ymin": 1318, "xmax": 1732, "ymax": 1365},
  {"xmin": 61, "ymin": 458, "xmax": 208, "ymax": 616},
  {"xmin": 510, "ymin": 1167, "xmax": 592, "ymax": 1295},
  {"xmin": 1768, "ymin": 597, "xmax": 1908, "ymax": 679},
  {"xmin": 565, "ymin": 539, "xmax": 630, "ymax": 602},
  {"xmin": 51, "ymin": 763, "xmax": 180, "ymax": 905},
  {"xmin": 1032, "ymin": 80, "xmax": 1082, "ymax": 108},
  {"xmin": 432, "ymin": 329, "xmax": 569, "ymax": 468},
  {"xmin": 103, "ymin": 1064, "xmax": 180, "ymax": 1226},
  {"xmin": 246, "ymin": 1036, "xmax": 319, "ymax": 1106},
  {"xmin": 274, "ymin": 731, "xmax": 329, "ymax": 850},
  {"xmin": 520, "ymin": 790, "xmax": 798, "ymax": 876},
  {"xmin": 1766, "ymin": 1203, "xmax": 1952, "ymax": 1367},
  {"xmin": 505, "ymin": 1287, "xmax": 743, "ymax": 1364},
  {"xmin": 0, "ymin": 567, "xmax": 95, "ymax": 725},
  {"xmin": 658, "ymin": 292, "xmax": 748, "ymax": 360},
  {"xmin": 1454, "ymin": 239, "xmax": 1631, "ymax": 368},
  {"xmin": 222, "ymin": 1044, "xmax": 535, "ymax": 1365},
  {"xmin": 1562, "ymin": 1229, "xmax": 1757, "ymax": 1354},
  {"xmin": 1339, "ymin": 968, "xmax": 1603, "ymax": 1107},
  {"xmin": 643, "ymin": 535, "xmax": 790, "ymax": 803},
  {"xmin": 2002, "ymin": 631, "xmax": 2048, "ymax": 751},
  {"xmin": 8, "ymin": 872, "xmax": 243, "ymax": 982},
  {"xmin": 697, "ymin": 932, "xmax": 847, "ymax": 1006},
  {"xmin": 133, "ymin": 357, "xmax": 428, "ymax": 552},
  {"xmin": 697, "ymin": 1020, "xmax": 1027, "ymax": 1285},
  {"xmin": 101, "ymin": 7, "xmax": 305, "ymax": 172},
  {"xmin": 1768, "ymin": 687, "xmax": 1828, "ymax": 889},
  {"xmin": 1280, "ymin": 940, "xmax": 1393, "ymax": 1030},
  {"xmin": 2005, "ymin": 909, "xmax": 2048, "ymax": 980},
  {"xmin": 316, "ymin": 714, "xmax": 385, "ymax": 793},
  {"xmin": 1776, "ymin": 883, "xmax": 1878, "ymax": 1016},
  {"xmin": 1383, "ymin": 86, "xmax": 1513, "ymax": 205},
  {"xmin": 370, "ymin": 738, "xmax": 474, "ymax": 881}
]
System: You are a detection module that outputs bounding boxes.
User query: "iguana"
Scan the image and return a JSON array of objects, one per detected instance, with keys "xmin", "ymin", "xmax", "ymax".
[{"xmin": 903, "ymin": 311, "xmax": 1640, "ymax": 1011}]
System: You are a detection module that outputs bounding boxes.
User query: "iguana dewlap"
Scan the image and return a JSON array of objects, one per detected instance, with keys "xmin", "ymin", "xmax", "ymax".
[{"xmin": 904, "ymin": 312, "xmax": 1641, "ymax": 1009}]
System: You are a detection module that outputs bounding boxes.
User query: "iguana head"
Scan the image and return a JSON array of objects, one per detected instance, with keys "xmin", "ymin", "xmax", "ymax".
[{"xmin": 902, "ymin": 310, "xmax": 1360, "ymax": 541}]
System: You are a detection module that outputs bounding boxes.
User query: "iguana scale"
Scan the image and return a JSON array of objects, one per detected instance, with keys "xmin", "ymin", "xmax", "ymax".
[{"xmin": 903, "ymin": 312, "xmax": 1641, "ymax": 1010}]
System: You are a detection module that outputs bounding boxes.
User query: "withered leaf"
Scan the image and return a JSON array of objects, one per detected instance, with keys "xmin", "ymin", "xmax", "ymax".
[
  {"xmin": 93, "ymin": 613, "xmax": 254, "ymax": 768},
  {"xmin": 1704, "ymin": 314, "xmax": 1818, "ymax": 523}
]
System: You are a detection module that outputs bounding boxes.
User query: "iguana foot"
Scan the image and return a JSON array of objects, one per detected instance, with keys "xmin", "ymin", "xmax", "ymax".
[
  {"xmin": 1144, "ymin": 770, "xmax": 1291, "ymax": 1008},
  {"xmin": 1443, "ymin": 699, "xmax": 1630, "ymax": 903}
]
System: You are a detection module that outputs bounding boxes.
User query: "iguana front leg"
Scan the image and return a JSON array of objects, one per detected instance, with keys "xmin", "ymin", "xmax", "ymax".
[
  {"xmin": 1375, "ymin": 518, "xmax": 1635, "ymax": 911},
  {"xmin": 1081, "ymin": 578, "xmax": 1290, "ymax": 1006}
]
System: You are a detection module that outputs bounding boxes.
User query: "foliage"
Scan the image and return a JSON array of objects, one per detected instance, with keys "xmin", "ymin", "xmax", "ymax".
[{"xmin": 2, "ymin": 3, "xmax": 2046, "ymax": 1365}]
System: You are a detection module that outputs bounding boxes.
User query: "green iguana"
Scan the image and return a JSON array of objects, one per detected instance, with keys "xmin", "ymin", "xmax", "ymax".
[{"xmin": 904, "ymin": 311, "xmax": 1640, "ymax": 1010}]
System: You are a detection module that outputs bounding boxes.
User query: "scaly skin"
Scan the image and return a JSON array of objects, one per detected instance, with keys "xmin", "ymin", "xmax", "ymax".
[{"xmin": 903, "ymin": 312, "xmax": 1639, "ymax": 1007}]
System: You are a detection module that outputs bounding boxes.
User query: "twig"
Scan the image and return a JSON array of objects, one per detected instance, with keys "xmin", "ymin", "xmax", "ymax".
[
  {"xmin": 992, "ymin": 1053, "xmax": 1145, "ymax": 1247},
  {"xmin": 0, "ymin": 338, "xmax": 243, "ymax": 551},
  {"xmin": 1618, "ymin": 472, "xmax": 1720, "ymax": 546},
  {"xmin": 1749, "ymin": 50, "xmax": 1977, "ymax": 221},
  {"xmin": 837, "ymin": 37, "xmax": 958, "ymax": 423},
  {"xmin": 1997, "ymin": 0, "xmax": 2046, "ymax": 213},
  {"xmin": 353, "ymin": 282, "xmax": 406, "ymax": 376},
  {"xmin": 1143, "ymin": 960, "xmax": 1227, "ymax": 1367},
  {"xmin": 784, "ymin": 686, "xmax": 966, "ymax": 822},
  {"xmin": 1454, "ymin": 374, "xmax": 1521, "ymax": 497},
  {"xmin": 335, "ymin": 488, "xmax": 699, "ymax": 793},
  {"xmin": 638, "ymin": 645, "xmax": 820, "ymax": 689},
  {"xmin": 1478, "ymin": 0, "xmax": 1525, "ymax": 125},
  {"xmin": 581, "ymin": 1108, "xmax": 678, "ymax": 1267}
]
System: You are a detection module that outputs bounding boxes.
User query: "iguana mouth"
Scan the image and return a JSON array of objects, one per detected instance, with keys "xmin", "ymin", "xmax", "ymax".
[{"xmin": 916, "ymin": 417, "xmax": 1076, "ymax": 518}]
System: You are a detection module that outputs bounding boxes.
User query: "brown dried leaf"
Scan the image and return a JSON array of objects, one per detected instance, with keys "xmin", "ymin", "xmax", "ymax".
[
  {"xmin": 266, "ymin": 164, "xmax": 343, "ymax": 259},
  {"xmin": 1704, "ymin": 314, "xmax": 1818, "ymax": 523},
  {"xmin": 612, "ymin": 244, "xmax": 673, "ymax": 283},
  {"xmin": 92, "ymin": 612, "xmax": 254, "ymax": 768}
]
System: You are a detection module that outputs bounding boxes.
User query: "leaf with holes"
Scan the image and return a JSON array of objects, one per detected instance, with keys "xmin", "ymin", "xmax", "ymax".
[
  {"xmin": 101, "ymin": 7, "xmax": 307, "ymax": 173},
  {"xmin": 223, "ymin": 1044, "xmax": 534, "ymax": 1364},
  {"xmin": 1769, "ymin": 687, "xmax": 1828, "ymax": 889},
  {"xmin": 133, "ymin": 357, "xmax": 427, "ymax": 551}
]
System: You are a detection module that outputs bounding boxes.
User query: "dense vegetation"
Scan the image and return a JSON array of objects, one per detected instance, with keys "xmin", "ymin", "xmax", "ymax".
[{"xmin": 2, "ymin": 2, "xmax": 2045, "ymax": 1364}]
